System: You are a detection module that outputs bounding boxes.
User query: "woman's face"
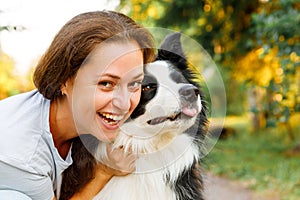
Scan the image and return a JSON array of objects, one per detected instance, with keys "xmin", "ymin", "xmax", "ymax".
[{"xmin": 65, "ymin": 41, "xmax": 144, "ymax": 142}]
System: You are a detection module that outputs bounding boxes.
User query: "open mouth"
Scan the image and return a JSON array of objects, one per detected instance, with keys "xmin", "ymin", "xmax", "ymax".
[
  {"xmin": 98, "ymin": 112, "xmax": 124, "ymax": 126},
  {"xmin": 146, "ymin": 106, "xmax": 198, "ymax": 125},
  {"xmin": 146, "ymin": 111, "xmax": 181, "ymax": 125}
]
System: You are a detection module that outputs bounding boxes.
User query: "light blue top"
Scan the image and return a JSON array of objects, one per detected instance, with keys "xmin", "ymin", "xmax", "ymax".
[{"xmin": 0, "ymin": 90, "xmax": 72, "ymax": 200}]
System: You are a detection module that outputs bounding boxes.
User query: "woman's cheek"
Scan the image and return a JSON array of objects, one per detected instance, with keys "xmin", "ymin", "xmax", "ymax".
[
  {"xmin": 130, "ymin": 89, "xmax": 142, "ymax": 112},
  {"xmin": 94, "ymin": 90, "xmax": 110, "ymax": 110}
]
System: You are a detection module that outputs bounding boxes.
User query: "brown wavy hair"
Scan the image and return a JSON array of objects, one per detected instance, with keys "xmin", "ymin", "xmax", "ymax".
[{"xmin": 33, "ymin": 10, "xmax": 155, "ymax": 100}]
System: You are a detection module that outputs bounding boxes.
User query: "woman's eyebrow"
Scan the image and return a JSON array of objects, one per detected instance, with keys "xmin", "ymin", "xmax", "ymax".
[
  {"xmin": 133, "ymin": 73, "xmax": 144, "ymax": 79},
  {"xmin": 101, "ymin": 73, "xmax": 144, "ymax": 80},
  {"xmin": 100, "ymin": 73, "xmax": 120, "ymax": 79}
]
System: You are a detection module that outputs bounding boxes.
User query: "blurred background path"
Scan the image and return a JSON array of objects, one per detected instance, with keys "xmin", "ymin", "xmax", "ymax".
[{"xmin": 203, "ymin": 172, "xmax": 280, "ymax": 200}]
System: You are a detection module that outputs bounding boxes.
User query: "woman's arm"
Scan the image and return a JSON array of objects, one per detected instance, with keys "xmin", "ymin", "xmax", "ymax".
[
  {"xmin": 0, "ymin": 190, "xmax": 33, "ymax": 200},
  {"xmin": 65, "ymin": 144, "xmax": 136, "ymax": 200},
  {"xmin": 0, "ymin": 161, "xmax": 55, "ymax": 200},
  {"xmin": 69, "ymin": 164, "xmax": 113, "ymax": 199}
]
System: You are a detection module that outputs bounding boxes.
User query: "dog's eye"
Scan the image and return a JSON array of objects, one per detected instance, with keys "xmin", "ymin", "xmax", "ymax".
[{"xmin": 142, "ymin": 84, "xmax": 156, "ymax": 92}]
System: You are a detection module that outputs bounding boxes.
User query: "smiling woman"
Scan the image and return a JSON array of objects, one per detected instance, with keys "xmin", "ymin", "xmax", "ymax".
[
  {"xmin": 70, "ymin": 41, "xmax": 144, "ymax": 142},
  {"xmin": 0, "ymin": 10, "xmax": 155, "ymax": 200}
]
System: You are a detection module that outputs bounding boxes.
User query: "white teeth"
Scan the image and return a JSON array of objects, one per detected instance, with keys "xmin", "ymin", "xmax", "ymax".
[
  {"xmin": 103, "ymin": 118, "xmax": 118, "ymax": 125},
  {"xmin": 101, "ymin": 113, "xmax": 123, "ymax": 121}
]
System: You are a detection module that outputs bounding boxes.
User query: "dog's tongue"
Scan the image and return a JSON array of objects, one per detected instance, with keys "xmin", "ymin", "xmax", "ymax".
[{"xmin": 182, "ymin": 107, "xmax": 197, "ymax": 117}]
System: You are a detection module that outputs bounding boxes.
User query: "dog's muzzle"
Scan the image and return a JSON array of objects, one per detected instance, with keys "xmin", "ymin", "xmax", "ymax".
[{"xmin": 179, "ymin": 84, "xmax": 199, "ymax": 102}]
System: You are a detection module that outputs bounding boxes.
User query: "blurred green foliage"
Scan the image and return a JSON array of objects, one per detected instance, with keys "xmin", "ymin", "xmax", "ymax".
[
  {"xmin": 0, "ymin": 52, "xmax": 34, "ymax": 99},
  {"xmin": 250, "ymin": 0, "xmax": 300, "ymax": 130},
  {"xmin": 118, "ymin": 0, "xmax": 300, "ymax": 132},
  {"xmin": 0, "ymin": 15, "xmax": 31, "ymax": 99},
  {"xmin": 0, "ymin": 53, "xmax": 19, "ymax": 98}
]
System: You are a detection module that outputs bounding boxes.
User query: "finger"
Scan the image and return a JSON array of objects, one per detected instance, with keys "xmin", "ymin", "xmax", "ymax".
[
  {"xmin": 126, "ymin": 153, "xmax": 138, "ymax": 161},
  {"xmin": 128, "ymin": 163, "xmax": 136, "ymax": 173},
  {"xmin": 108, "ymin": 143, "xmax": 124, "ymax": 151},
  {"xmin": 108, "ymin": 144, "xmax": 124, "ymax": 155},
  {"xmin": 106, "ymin": 143, "xmax": 114, "ymax": 153},
  {"xmin": 120, "ymin": 163, "xmax": 135, "ymax": 173}
]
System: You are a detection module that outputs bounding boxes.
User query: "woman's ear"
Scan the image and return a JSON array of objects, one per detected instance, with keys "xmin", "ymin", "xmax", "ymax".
[
  {"xmin": 60, "ymin": 84, "xmax": 67, "ymax": 96},
  {"xmin": 60, "ymin": 80, "xmax": 72, "ymax": 96}
]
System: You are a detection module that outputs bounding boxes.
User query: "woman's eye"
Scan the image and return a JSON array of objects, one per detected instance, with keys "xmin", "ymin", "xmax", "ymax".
[{"xmin": 98, "ymin": 81, "xmax": 114, "ymax": 89}]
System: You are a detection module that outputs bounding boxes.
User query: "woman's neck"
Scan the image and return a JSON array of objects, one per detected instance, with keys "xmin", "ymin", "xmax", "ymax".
[{"xmin": 49, "ymin": 98, "xmax": 77, "ymax": 159}]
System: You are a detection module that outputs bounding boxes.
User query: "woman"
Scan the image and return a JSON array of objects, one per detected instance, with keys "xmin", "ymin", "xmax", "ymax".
[{"xmin": 0, "ymin": 10, "xmax": 155, "ymax": 199}]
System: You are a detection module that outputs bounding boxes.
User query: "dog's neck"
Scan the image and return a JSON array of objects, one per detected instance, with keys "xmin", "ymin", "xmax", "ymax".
[{"xmin": 113, "ymin": 131, "xmax": 178, "ymax": 154}]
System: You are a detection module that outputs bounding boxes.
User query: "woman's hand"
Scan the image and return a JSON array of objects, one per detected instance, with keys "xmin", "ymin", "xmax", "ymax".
[
  {"xmin": 70, "ymin": 144, "xmax": 137, "ymax": 199},
  {"xmin": 98, "ymin": 144, "xmax": 137, "ymax": 176}
]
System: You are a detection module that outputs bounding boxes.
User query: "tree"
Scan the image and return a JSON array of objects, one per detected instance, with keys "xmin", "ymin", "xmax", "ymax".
[
  {"xmin": 119, "ymin": 0, "xmax": 259, "ymax": 61},
  {"xmin": 250, "ymin": 0, "xmax": 300, "ymax": 138},
  {"xmin": 119, "ymin": 0, "xmax": 300, "ymax": 143},
  {"xmin": 118, "ymin": 0, "xmax": 260, "ymax": 116}
]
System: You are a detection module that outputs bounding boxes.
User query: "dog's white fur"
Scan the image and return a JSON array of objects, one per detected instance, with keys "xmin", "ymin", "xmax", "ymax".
[
  {"xmin": 92, "ymin": 61, "xmax": 202, "ymax": 200},
  {"xmin": 94, "ymin": 135, "xmax": 199, "ymax": 200}
]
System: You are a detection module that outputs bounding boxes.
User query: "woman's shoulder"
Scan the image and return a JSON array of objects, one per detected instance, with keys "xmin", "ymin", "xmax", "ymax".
[
  {"xmin": 0, "ymin": 89, "xmax": 50, "ymax": 129},
  {"xmin": 0, "ymin": 89, "xmax": 49, "ymax": 119},
  {"xmin": 0, "ymin": 89, "xmax": 47, "ymax": 110},
  {"xmin": 0, "ymin": 89, "xmax": 43, "ymax": 103},
  {"xmin": 0, "ymin": 89, "xmax": 52, "ymax": 169}
]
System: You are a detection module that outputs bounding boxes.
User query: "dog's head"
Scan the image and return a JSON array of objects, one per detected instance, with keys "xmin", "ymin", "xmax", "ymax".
[{"xmin": 119, "ymin": 32, "xmax": 206, "ymax": 152}]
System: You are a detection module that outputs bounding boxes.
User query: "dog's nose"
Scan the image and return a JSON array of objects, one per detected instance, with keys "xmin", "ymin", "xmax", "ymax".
[{"xmin": 179, "ymin": 85, "xmax": 199, "ymax": 102}]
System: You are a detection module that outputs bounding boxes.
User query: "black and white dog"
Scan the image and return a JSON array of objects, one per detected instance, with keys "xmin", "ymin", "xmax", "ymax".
[{"xmin": 61, "ymin": 32, "xmax": 208, "ymax": 200}]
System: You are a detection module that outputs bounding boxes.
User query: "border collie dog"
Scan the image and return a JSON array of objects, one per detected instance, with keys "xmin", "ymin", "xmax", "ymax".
[{"xmin": 61, "ymin": 32, "xmax": 207, "ymax": 200}]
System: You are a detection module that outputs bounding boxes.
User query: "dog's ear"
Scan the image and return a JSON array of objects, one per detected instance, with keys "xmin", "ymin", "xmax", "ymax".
[{"xmin": 156, "ymin": 32, "xmax": 187, "ymax": 68}]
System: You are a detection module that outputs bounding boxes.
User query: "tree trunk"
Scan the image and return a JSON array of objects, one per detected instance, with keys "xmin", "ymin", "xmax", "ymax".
[{"xmin": 248, "ymin": 87, "xmax": 264, "ymax": 132}]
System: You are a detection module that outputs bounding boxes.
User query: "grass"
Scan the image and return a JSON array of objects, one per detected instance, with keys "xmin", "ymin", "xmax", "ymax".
[{"xmin": 202, "ymin": 115, "xmax": 300, "ymax": 200}]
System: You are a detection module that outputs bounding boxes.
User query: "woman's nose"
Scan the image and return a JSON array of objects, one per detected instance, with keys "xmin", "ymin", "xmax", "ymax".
[{"xmin": 112, "ymin": 87, "xmax": 131, "ymax": 112}]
